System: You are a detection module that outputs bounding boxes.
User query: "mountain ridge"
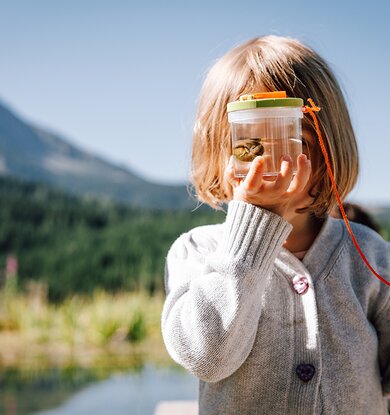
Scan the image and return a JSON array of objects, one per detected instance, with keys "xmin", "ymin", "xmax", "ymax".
[{"xmin": 0, "ymin": 99, "xmax": 194, "ymax": 209}]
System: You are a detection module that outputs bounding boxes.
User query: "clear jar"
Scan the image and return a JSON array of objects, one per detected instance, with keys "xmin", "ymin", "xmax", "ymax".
[{"xmin": 227, "ymin": 95, "xmax": 303, "ymax": 178}]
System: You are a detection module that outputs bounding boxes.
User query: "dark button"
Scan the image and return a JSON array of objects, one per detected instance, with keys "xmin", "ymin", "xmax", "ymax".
[
  {"xmin": 296, "ymin": 364, "xmax": 315, "ymax": 382},
  {"xmin": 292, "ymin": 275, "xmax": 309, "ymax": 295}
]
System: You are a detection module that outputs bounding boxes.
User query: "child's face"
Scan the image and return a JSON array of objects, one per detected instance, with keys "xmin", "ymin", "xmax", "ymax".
[
  {"xmin": 302, "ymin": 125, "xmax": 321, "ymax": 189},
  {"xmin": 269, "ymin": 125, "xmax": 319, "ymax": 222},
  {"xmin": 290, "ymin": 125, "xmax": 320, "ymax": 212},
  {"xmin": 302, "ymin": 125, "xmax": 319, "ymax": 167}
]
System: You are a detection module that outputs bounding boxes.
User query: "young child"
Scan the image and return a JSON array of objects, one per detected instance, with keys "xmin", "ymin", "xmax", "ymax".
[{"xmin": 161, "ymin": 35, "xmax": 390, "ymax": 414}]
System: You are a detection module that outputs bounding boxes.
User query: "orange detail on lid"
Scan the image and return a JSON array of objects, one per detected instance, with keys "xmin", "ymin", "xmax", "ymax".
[{"xmin": 239, "ymin": 91, "xmax": 287, "ymax": 101}]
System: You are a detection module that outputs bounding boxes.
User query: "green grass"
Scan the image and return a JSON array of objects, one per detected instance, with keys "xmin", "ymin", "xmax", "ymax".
[{"xmin": 0, "ymin": 288, "xmax": 170, "ymax": 370}]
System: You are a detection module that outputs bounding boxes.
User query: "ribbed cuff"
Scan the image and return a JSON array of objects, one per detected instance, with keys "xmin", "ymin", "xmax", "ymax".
[{"xmin": 222, "ymin": 200, "xmax": 293, "ymax": 269}]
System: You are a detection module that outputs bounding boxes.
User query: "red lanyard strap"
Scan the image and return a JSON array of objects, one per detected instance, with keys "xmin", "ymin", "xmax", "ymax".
[{"xmin": 303, "ymin": 99, "xmax": 389, "ymax": 287}]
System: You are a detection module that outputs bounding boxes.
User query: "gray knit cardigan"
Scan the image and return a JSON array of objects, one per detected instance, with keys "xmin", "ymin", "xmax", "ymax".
[{"xmin": 162, "ymin": 201, "xmax": 390, "ymax": 414}]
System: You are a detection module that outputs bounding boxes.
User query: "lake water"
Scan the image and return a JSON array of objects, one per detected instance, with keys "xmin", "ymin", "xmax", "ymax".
[{"xmin": 0, "ymin": 365, "xmax": 198, "ymax": 415}]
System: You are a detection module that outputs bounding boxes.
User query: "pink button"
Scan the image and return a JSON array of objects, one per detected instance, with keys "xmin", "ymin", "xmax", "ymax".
[{"xmin": 292, "ymin": 275, "xmax": 309, "ymax": 295}]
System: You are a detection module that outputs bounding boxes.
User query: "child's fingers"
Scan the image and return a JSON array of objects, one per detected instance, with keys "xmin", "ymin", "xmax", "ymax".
[
  {"xmin": 242, "ymin": 156, "xmax": 264, "ymax": 191},
  {"xmin": 270, "ymin": 155, "xmax": 294, "ymax": 193},
  {"xmin": 287, "ymin": 154, "xmax": 311, "ymax": 194},
  {"xmin": 224, "ymin": 156, "xmax": 241, "ymax": 188}
]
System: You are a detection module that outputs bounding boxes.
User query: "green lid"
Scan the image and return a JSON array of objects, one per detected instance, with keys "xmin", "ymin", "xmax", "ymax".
[{"xmin": 227, "ymin": 92, "xmax": 303, "ymax": 113}]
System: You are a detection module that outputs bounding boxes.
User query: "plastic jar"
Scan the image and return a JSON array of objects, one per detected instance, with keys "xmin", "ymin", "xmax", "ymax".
[{"xmin": 227, "ymin": 92, "xmax": 304, "ymax": 178}]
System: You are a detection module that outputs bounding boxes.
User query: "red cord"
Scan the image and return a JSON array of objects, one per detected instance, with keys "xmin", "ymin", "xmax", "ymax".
[{"xmin": 303, "ymin": 99, "xmax": 389, "ymax": 287}]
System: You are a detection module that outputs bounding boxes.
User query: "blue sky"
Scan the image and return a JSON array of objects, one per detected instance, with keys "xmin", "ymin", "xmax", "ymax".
[{"xmin": 0, "ymin": 0, "xmax": 389, "ymax": 204}]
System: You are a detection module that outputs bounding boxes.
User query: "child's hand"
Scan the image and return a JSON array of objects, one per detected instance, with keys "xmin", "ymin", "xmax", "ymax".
[{"xmin": 225, "ymin": 154, "xmax": 312, "ymax": 220}]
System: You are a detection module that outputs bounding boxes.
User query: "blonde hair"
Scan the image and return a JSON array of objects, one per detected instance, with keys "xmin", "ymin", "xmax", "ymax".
[{"xmin": 191, "ymin": 35, "xmax": 359, "ymax": 217}]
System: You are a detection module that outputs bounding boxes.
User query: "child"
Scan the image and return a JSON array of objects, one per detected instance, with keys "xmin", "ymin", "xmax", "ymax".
[{"xmin": 161, "ymin": 35, "xmax": 390, "ymax": 414}]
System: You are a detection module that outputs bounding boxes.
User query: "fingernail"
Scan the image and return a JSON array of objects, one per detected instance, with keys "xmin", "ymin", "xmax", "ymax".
[
  {"xmin": 283, "ymin": 155, "xmax": 292, "ymax": 162},
  {"xmin": 254, "ymin": 156, "xmax": 263, "ymax": 165},
  {"xmin": 300, "ymin": 154, "xmax": 307, "ymax": 162}
]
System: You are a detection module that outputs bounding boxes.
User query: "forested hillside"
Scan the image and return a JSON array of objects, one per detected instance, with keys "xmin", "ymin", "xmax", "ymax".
[{"xmin": 0, "ymin": 176, "xmax": 224, "ymax": 300}]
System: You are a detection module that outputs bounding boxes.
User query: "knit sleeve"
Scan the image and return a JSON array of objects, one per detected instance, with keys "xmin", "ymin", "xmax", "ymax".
[{"xmin": 161, "ymin": 200, "xmax": 292, "ymax": 383}]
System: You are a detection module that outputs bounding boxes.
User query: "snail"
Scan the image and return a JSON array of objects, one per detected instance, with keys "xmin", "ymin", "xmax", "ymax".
[{"xmin": 233, "ymin": 138, "xmax": 264, "ymax": 162}]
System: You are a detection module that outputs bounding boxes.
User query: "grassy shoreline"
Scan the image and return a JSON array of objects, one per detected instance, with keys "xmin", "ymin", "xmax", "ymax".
[{"xmin": 0, "ymin": 290, "xmax": 173, "ymax": 371}]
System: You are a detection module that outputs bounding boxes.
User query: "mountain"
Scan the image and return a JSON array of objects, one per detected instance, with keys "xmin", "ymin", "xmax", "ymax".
[{"xmin": 0, "ymin": 100, "xmax": 194, "ymax": 209}]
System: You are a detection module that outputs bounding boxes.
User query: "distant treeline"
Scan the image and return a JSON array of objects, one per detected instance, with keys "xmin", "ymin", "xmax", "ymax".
[
  {"xmin": 1, "ymin": 176, "xmax": 389, "ymax": 302},
  {"xmin": 0, "ymin": 176, "xmax": 224, "ymax": 301}
]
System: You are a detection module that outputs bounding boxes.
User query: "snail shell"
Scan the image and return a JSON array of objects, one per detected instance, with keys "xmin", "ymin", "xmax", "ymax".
[{"xmin": 233, "ymin": 138, "xmax": 264, "ymax": 162}]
